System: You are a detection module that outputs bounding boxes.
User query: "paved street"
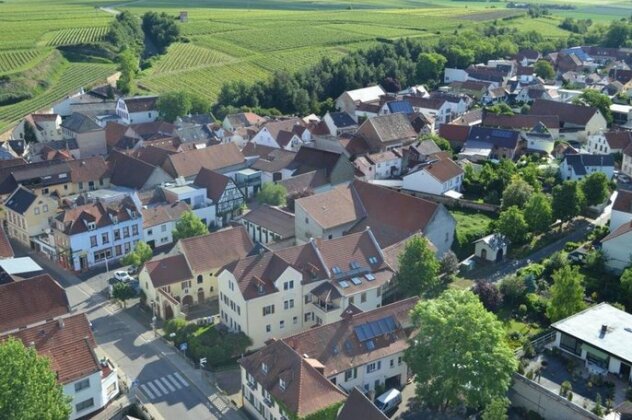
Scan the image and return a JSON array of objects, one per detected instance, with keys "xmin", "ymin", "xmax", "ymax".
[{"xmin": 12, "ymin": 241, "xmax": 243, "ymax": 420}]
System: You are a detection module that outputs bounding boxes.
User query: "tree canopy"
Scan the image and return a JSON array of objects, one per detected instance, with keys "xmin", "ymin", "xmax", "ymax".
[
  {"xmin": 573, "ymin": 89, "xmax": 613, "ymax": 124},
  {"xmin": 157, "ymin": 91, "xmax": 211, "ymax": 122},
  {"xmin": 142, "ymin": 12, "xmax": 180, "ymax": 54},
  {"xmin": 116, "ymin": 48, "xmax": 139, "ymax": 94},
  {"xmin": 501, "ymin": 176, "xmax": 534, "ymax": 209},
  {"xmin": 523, "ymin": 193, "xmax": 553, "ymax": 234},
  {"xmin": 256, "ymin": 183, "xmax": 287, "ymax": 206},
  {"xmin": 581, "ymin": 172, "xmax": 610, "ymax": 206},
  {"xmin": 552, "ymin": 181, "xmax": 585, "ymax": 224},
  {"xmin": 416, "ymin": 52, "xmax": 447, "ymax": 87},
  {"xmin": 0, "ymin": 338, "xmax": 71, "ymax": 420},
  {"xmin": 122, "ymin": 241, "xmax": 153, "ymax": 268},
  {"xmin": 23, "ymin": 120, "xmax": 37, "ymax": 143},
  {"xmin": 405, "ymin": 289, "xmax": 517, "ymax": 411},
  {"xmin": 619, "ymin": 268, "xmax": 632, "ymax": 312},
  {"xmin": 112, "ymin": 282, "xmax": 136, "ymax": 308},
  {"xmin": 496, "ymin": 206, "xmax": 529, "ymax": 245},
  {"xmin": 547, "ymin": 265, "xmax": 586, "ymax": 322},
  {"xmin": 397, "ymin": 236, "xmax": 440, "ymax": 297},
  {"xmin": 534, "ymin": 60, "xmax": 555, "ymax": 80},
  {"xmin": 173, "ymin": 211, "xmax": 208, "ymax": 241}
]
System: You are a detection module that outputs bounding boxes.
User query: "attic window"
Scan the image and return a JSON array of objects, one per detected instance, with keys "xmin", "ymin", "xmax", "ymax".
[
  {"xmin": 279, "ymin": 378, "xmax": 286, "ymax": 391},
  {"xmin": 349, "ymin": 261, "xmax": 360, "ymax": 270},
  {"xmin": 368, "ymin": 256, "xmax": 379, "ymax": 265},
  {"xmin": 332, "ymin": 266, "xmax": 342, "ymax": 275},
  {"xmin": 88, "ymin": 222, "xmax": 96, "ymax": 231},
  {"xmin": 261, "ymin": 363, "xmax": 268, "ymax": 374}
]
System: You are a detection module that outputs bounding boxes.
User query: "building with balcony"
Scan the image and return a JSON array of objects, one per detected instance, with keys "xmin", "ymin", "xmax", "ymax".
[{"xmin": 160, "ymin": 181, "xmax": 216, "ymax": 228}]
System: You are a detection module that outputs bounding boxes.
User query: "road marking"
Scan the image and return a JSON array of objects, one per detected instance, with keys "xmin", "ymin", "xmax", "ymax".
[
  {"xmin": 146, "ymin": 381, "xmax": 163, "ymax": 398},
  {"xmin": 140, "ymin": 384, "xmax": 155, "ymax": 399},
  {"xmin": 173, "ymin": 372, "xmax": 189, "ymax": 387},
  {"xmin": 167, "ymin": 374, "xmax": 183, "ymax": 390},
  {"xmin": 160, "ymin": 376, "xmax": 176, "ymax": 392},
  {"xmin": 153, "ymin": 378, "xmax": 169, "ymax": 395}
]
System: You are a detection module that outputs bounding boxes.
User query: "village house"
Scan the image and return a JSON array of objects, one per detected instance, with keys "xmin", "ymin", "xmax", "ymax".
[
  {"xmin": 588, "ymin": 131, "xmax": 632, "ymax": 155},
  {"xmin": 335, "ymin": 85, "xmax": 386, "ymax": 119},
  {"xmin": 115, "ymin": 96, "xmax": 159, "ymax": 125},
  {"xmin": 53, "ymin": 196, "xmax": 143, "ymax": 271},
  {"xmin": 552, "ymin": 303, "xmax": 632, "ymax": 383},
  {"xmin": 193, "ymin": 168, "xmax": 245, "ymax": 226},
  {"xmin": 217, "ymin": 228, "xmax": 394, "ymax": 349},
  {"xmin": 60, "ymin": 112, "xmax": 107, "ymax": 157},
  {"xmin": 294, "ymin": 180, "xmax": 456, "ymax": 255},
  {"xmin": 248, "ymin": 145, "xmax": 297, "ymax": 184},
  {"xmin": 286, "ymin": 146, "xmax": 356, "ymax": 186},
  {"xmin": 337, "ymin": 388, "xmax": 389, "ymax": 420},
  {"xmin": 403, "ymin": 139, "xmax": 442, "ymax": 168},
  {"xmin": 108, "ymin": 151, "xmax": 174, "ymax": 191},
  {"xmin": 140, "ymin": 226, "xmax": 254, "ymax": 319},
  {"xmin": 402, "ymin": 155, "xmax": 464, "ymax": 196},
  {"xmin": 378, "ymin": 99, "xmax": 414, "ymax": 117},
  {"xmin": 403, "ymin": 96, "xmax": 456, "ymax": 125},
  {"xmin": 459, "ymin": 126, "xmax": 521, "ymax": 162},
  {"xmin": 160, "ymin": 180, "xmax": 216, "ymax": 227},
  {"xmin": 141, "ymin": 201, "xmax": 190, "ymax": 249},
  {"xmin": 602, "ymin": 220, "xmax": 632, "ymax": 273},
  {"xmin": 559, "ymin": 154, "xmax": 614, "ymax": 181},
  {"xmin": 12, "ymin": 113, "xmax": 63, "ymax": 142},
  {"xmin": 323, "ymin": 111, "xmax": 358, "ymax": 136},
  {"xmin": 357, "ymin": 150, "xmax": 402, "ymax": 180},
  {"xmin": 4, "ymin": 186, "xmax": 58, "ymax": 248},
  {"xmin": 160, "ymin": 142, "xmax": 247, "ymax": 180},
  {"xmin": 474, "ymin": 233, "xmax": 508, "ymax": 262},
  {"xmin": 529, "ymin": 99, "xmax": 607, "ymax": 142},
  {"xmin": 356, "ymin": 114, "xmax": 417, "ymax": 153},
  {"xmin": 241, "ymin": 205, "xmax": 295, "ymax": 245},
  {"xmin": 250, "ymin": 118, "xmax": 311, "ymax": 151},
  {"xmin": 611, "ymin": 189, "xmax": 632, "ymax": 231},
  {"xmin": 222, "ymin": 112, "xmax": 266, "ymax": 132}
]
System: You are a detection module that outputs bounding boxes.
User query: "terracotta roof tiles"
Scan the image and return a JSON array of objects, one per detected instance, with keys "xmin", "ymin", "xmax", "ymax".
[{"xmin": 179, "ymin": 226, "xmax": 254, "ymax": 273}]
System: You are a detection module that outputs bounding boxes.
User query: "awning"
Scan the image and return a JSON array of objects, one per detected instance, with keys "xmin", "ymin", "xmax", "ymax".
[{"xmin": 581, "ymin": 344, "xmax": 609, "ymax": 360}]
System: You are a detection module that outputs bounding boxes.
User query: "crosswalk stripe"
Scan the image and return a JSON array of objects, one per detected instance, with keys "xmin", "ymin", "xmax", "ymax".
[
  {"xmin": 140, "ymin": 384, "xmax": 155, "ymax": 399},
  {"xmin": 160, "ymin": 376, "xmax": 176, "ymax": 392},
  {"xmin": 173, "ymin": 372, "xmax": 189, "ymax": 387},
  {"xmin": 146, "ymin": 381, "xmax": 163, "ymax": 397},
  {"xmin": 153, "ymin": 378, "xmax": 168, "ymax": 395},
  {"xmin": 167, "ymin": 374, "xmax": 183, "ymax": 390}
]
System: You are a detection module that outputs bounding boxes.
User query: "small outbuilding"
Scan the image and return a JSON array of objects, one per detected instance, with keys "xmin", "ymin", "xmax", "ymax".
[{"xmin": 474, "ymin": 233, "xmax": 508, "ymax": 262}]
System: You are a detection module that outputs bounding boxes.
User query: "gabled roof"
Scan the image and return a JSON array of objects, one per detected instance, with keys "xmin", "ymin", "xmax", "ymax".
[
  {"xmin": 4, "ymin": 313, "xmax": 100, "ymax": 384},
  {"xmin": 193, "ymin": 167, "xmax": 233, "ymax": 202},
  {"xmin": 61, "ymin": 112, "xmax": 101, "ymax": 133},
  {"xmin": 163, "ymin": 143, "xmax": 245, "ymax": 178},
  {"xmin": 296, "ymin": 183, "xmax": 366, "ymax": 230},
  {"xmin": 412, "ymin": 157, "xmax": 464, "ymax": 183},
  {"xmin": 144, "ymin": 254, "xmax": 193, "ymax": 288},
  {"xmin": 342, "ymin": 85, "xmax": 386, "ymax": 103},
  {"xmin": 603, "ymin": 220, "xmax": 632, "ymax": 242},
  {"xmin": 604, "ymin": 131, "xmax": 632, "ymax": 150},
  {"xmin": 385, "ymin": 100, "xmax": 414, "ymax": 114},
  {"xmin": 4, "ymin": 186, "xmax": 37, "ymax": 214},
  {"xmin": 439, "ymin": 124, "xmax": 470, "ymax": 144},
  {"xmin": 357, "ymin": 113, "xmax": 417, "ymax": 145},
  {"xmin": 288, "ymin": 147, "xmax": 346, "ymax": 178},
  {"xmin": 66, "ymin": 156, "xmax": 110, "ymax": 183},
  {"xmin": 239, "ymin": 339, "xmax": 347, "ymax": 418},
  {"xmin": 529, "ymin": 99, "xmax": 600, "ymax": 126},
  {"xmin": 260, "ymin": 118, "xmax": 305, "ymax": 141},
  {"xmin": 466, "ymin": 126, "xmax": 520, "ymax": 149},
  {"xmin": 251, "ymin": 149, "xmax": 297, "ymax": 173},
  {"xmin": 338, "ymin": 388, "xmax": 388, "ymax": 420},
  {"xmin": 122, "ymin": 96, "xmax": 158, "ymax": 113},
  {"xmin": 283, "ymin": 298, "xmax": 418, "ymax": 377},
  {"xmin": 142, "ymin": 201, "xmax": 189, "ymax": 228},
  {"xmin": 327, "ymin": 112, "xmax": 357, "ymax": 128},
  {"xmin": 612, "ymin": 189, "xmax": 632, "ymax": 214},
  {"xmin": 55, "ymin": 197, "xmax": 139, "ymax": 235},
  {"xmin": 277, "ymin": 170, "xmax": 329, "ymax": 196},
  {"xmin": 179, "ymin": 226, "xmax": 254, "ymax": 273},
  {"xmin": 108, "ymin": 150, "xmax": 161, "ymax": 189},
  {"xmin": 243, "ymin": 205, "xmax": 295, "ymax": 239},
  {"xmin": 225, "ymin": 112, "xmax": 265, "ymax": 129},
  {"xmin": 563, "ymin": 154, "xmax": 614, "ymax": 176},
  {"xmin": 482, "ymin": 113, "xmax": 559, "ymax": 130},
  {"xmin": 0, "ymin": 274, "xmax": 69, "ymax": 333},
  {"xmin": 133, "ymin": 145, "xmax": 177, "ymax": 167}
]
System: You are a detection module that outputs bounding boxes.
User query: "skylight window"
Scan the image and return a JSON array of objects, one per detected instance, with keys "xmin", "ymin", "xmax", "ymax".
[
  {"xmin": 351, "ymin": 277, "xmax": 362, "ymax": 285},
  {"xmin": 332, "ymin": 266, "xmax": 342, "ymax": 274},
  {"xmin": 338, "ymin": 280, "xmax": 350, "ymax": 289},
  {"xmin": 365, "ymin": 273, "xmax": 376, "ymax": 281}
]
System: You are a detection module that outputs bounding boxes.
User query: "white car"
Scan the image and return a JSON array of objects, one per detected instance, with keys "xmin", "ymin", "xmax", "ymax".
[{"xmin": 114, "ymin": 271, "xmax": 132, "ymax": 282}]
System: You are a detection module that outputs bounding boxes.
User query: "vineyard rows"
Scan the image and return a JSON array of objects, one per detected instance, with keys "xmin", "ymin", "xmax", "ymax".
[
  {"xmin": 43, "ymin": 26, "xmax": 109, "ymax": 47},
  {"xmin": 151, "ymin": 43, "xmax": 236, "ymax": 74},
  {"xmin": 0, "ymin": 62, "xmax": 115, "ymax": 131},
  {"xmin": 0, "ymin": 49, "xmax": 48, "ymax": 75}
]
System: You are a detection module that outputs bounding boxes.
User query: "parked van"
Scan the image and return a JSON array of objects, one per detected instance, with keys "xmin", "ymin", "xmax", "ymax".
[{"xmin": 374, "ymin": 388, "xmax": 402, "ymax": 414}]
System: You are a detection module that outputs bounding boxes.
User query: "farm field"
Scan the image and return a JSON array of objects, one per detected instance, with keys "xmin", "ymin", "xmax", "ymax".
[{"xmin": 0, "ymin": 0, "xmax": 628, "ymax": 132}]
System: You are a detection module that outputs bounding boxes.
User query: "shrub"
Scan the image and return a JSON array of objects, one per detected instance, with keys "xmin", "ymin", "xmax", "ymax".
[
  {"xmin": 564, "ymin": 241, "xmax": 580, "ymax": 252},
  {"xmin": 560, "ymin": 380, "xmax": 572, "ymax": 397},
  {"xmin": 518, "ymin": 304, "xmax": 528, "ymax": 317},
  {"xmin": 523, "ymin": 341, "xmax": 536, "ymax": 359},
  {"xmin": 473, "ymin": 281, "xmax": 503, "ymax": 312},
  {"xmin": 164, "ymin": 318, "xmax": 187, "ymax": 339},
  {"xmin": 593, "ymin": 394, "xmax": 604, "ymax": 416}
]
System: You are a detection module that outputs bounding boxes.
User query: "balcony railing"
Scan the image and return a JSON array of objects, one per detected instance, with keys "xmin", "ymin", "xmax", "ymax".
[{"xmin": 313, "ymin": 301, "xmax": 339, "ymax": 312}]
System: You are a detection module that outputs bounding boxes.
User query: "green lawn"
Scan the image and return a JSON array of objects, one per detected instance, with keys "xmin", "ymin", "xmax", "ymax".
[
  {"xmin": 498, "ymin": 307, "xmax": 545, "ymax": 350},
  {"xmin": 451, "ymin": 210, "xmax": 495, "ymax": 258}
]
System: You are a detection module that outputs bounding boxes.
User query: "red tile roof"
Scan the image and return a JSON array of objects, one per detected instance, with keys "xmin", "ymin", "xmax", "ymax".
[
  {"xmin": 142, "ymin": 201, "xmax": 190, "ymax": 228},
  {"xmin": 529, "ymin": 99, "xmax": 599, "ymax": 126},
  {"xmin": 602, "ymin": 220, "xmax": 632, "ymax": 242},
  {"xmin": 338, "ymin": 387, "xmax": 388, "ymax": 420},
  {"xmin": 0, "ymin": 274, "xmax": 69, "ymax": 333},
  {"xmin": 193, "ymin": 168, "xmax": 231, "ymax": 202},
  {"xmin": 438, "ymin": 124, "xmax": 470, "ymax": 145},
  {"xmin": 179, "ymin": 226, "xmax": 254, "ymax": 273},
  {"xmin": 144, "ymin": 254, "xmax": 193, "ymax": 288},
  {"xmin": 613, "ymin": 189, "xmax": 632, "ymax": 214},
  {"xmin": 163, "ymin": 143, "xmax": 245, "ymax": 178},
  {"xmin": 605, "ymin": 131, "xmax": 632, "ymax": 150}
]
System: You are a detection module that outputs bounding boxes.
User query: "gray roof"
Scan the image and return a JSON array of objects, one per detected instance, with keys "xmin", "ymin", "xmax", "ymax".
[
  {"xmin": 243, "ymin": 205, "xmax": 295, "ymax": 239},
  {"xmin": 466, "ymin": 127, "xmax": 520, "ymax": 149},
  {"xmin": 552, "ymin": 303, "xmax": 632, "ymax": 364},
  {"xmin": 361, "ymin": 113, "xmax": 417, "ymax": 144},
  {"xmin": 5, "ymin": 187, "xmax": 37, "ymax": 214},
  {"xmin": 564, "ymin": 154, "xmax": 614, "ymax": 176},
  {"xmin": 61, "ymin": 112, "xmax": 101, "ymax": 133},
  {"xmin": 328, "ymin": 112, "xmax": 356, "ymax": 128}
]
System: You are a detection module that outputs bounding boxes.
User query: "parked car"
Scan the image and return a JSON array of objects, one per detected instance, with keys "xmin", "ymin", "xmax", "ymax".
[
  {"xmin": 375, "ymin": 389, "xmax": 402, "ymax": 414},
  {"xmin": 618, "ymin": 174, "xmax": 631, "ymax": 184},
  {"xmin": 127, "ymin": 265, "xmax": 138, "ymax": 275},
  {"xmin": 114, "ymin": 271, "xmax": 132, "ymax": 282}
]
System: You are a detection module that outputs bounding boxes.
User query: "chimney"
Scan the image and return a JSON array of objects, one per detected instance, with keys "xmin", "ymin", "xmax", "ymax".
[
  {"xmin": 58, "ymin": 318, "xmax": 65, "ymax": 329},
  {"xmin": 601, "ymin": 324, "xmax": 608, "ymax": 335}
]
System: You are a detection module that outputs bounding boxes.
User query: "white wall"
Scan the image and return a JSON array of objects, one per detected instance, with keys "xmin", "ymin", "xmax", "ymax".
[
  {"xmin": 603, "ymin": 233, "xmax": 632, "ymax": 273},
  {"xmin": 329, "ymin": 352, "xmax": 408, "ymax": 393},
  {"xmin": 65, "ymin": 367, "xmax": 118, "ymax": 420},
  {"xmin": 423, "ymin": 205, "xmax": 456, "ymax": 257}
]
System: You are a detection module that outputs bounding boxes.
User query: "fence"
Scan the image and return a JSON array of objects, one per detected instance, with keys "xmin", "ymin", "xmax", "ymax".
[
  {"xmin": 515, "ymin": 330, "xmax": 556, "ymax": 358},
  {"xmin": 395, "ymin": 188, "xmax": 500, "ymax": 214}
]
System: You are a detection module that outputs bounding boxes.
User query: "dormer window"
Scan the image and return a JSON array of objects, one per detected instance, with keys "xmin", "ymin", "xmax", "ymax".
[
  {"xmin": 261, "ymin": 363, "xmax": 268, "ymax": 374},
  {"xmin": 368, "ymin": 256, "xmax": 379, "ymax": 265},
  {"xmin": 87, "ymin": 222, "xmax": 96, "ymax": 231},
  {"xmin": 111, "ymin": 215, "xmax": 118, "ymax": 224},
  {"xmin": 332, "ymin": 266, "xmax": 342, "ymax": 275},
  {"xmin": 279, "ymin": 378, "xmax": 286, "ymax": 391}
]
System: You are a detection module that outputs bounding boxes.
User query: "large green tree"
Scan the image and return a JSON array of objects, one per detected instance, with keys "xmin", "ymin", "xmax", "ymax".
[
  {"xmin": 501, "ymin": 176, "xmax": 534, "ymax": 209},
  {"xmin": 416, "ymin": 52, "xmax": 447, "ymax": 85},
  {"xmin": 173, "ymin": 211, "xmax": 208, "ymax": 241},
  {"xmin": 256, "ymin": 183, "xmax": 287, "ymax": 206},
  {"xmin": 482, "ymin": 397, "xmax": 510, "ymax": 420},
  {"xmin": 116, "ymin": 48, "xmax": 139, "ymax": 94},
  {"xmin": 112, "ymin": 282, "xmax": 135, "ymax": 308},
  {"xmin": 496, "ymin": 206, "xmax": 529, "ymax": 244},
  {"xmin": 405, "ymin": 290, "xmax": 517, "ymax": 412},
  {"xmin": 552, "ymin": 181, "xmax": 585, "ymax": 225},
  {"xmin": 0, "ymin": 338, "xmax": 71, "ymax": 419},
  {"xmin": 396, "ymin": 236, "xmax": 440, "ymax": 297},
  {"xmin": 122, "ymin": 241, "xmax": 153, "ymax": 268},
  {"xmin": 534, "ymin": 60, "xmax": 555, "ymax": 80},
  {"xmin": 524, "ymin": 193, "xmax": 553, "ymax": 234},
  {"xmin": 547, "ymin": 265, "xmax": 586, "ymax": 322},
  {"xmin": 581, "ymin": 172, "xmax": 610, "ymax": 206},
  {"xmin": 157, "ymin": 91, "xmax": 192, "ymax": 123},
  {"xmin": 620, "ymin": 268, "xmax": 632, "ymax": 312}
]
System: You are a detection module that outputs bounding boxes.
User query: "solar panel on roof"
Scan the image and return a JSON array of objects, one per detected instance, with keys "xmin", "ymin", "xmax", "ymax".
[
  {"xmin": 339, "ymin": 280, "xmax": 350, "ymax": 289},
  {"xmin": 491, "ymin": 129, "xmax": 513, "ymax": 138},
  {"xmin": 351, "ymin": 277, "xmax": 362, "ymax": 285},
  {"xmin": 353, "ymin": 315, "xmax": 398, "ymax": 342}
]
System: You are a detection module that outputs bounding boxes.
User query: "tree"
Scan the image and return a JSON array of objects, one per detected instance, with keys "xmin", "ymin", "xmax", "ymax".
[
  {"xmin": 552, "ymin": 181, "xmax": 585, "ymax": 225},
  {"xmin": 172, "ymin": 211, "xmax": 208, "ymax": 241},
  {"xmin": 116, "ymin": 48, "xmax": 139, "ymax": 94},
  {"xmin": 547, "ymin": 265, "xmax": 586, "ymax": 322},
  {"xmin": 496, "ymin": 206, "xmax": 529, "ymax": 244},
  {"xmin": 122, "ymin": 241, "xmax": 153, "ymax": 268},
  {"xmin": 534, "ymin": 60, "xmax": 555, "ymax": 80},
  {"xmin": 440, "ymin": 250, "xmax": 459, "ymax": 276},
  {"xmin": 405, "ymin": 290, "xmax": 517, "ymax": 411},
  {"xmin": 574, "ymin": 89, "xmax": 613, "ymax": 124},
  {"xmin": 157, "ymin": 91, "xmax": 192, "ymax": 123},
  {"xmin": 189, "ymin": 93, "xmax": 211, "ymax": 115},
  {"xmin": 473, "ymin": 281, "xmax": 503, "ymax": 312},
  {"xmin": 581, "ymin": 172, "xmax": 610, "ymax": 206},
  {"xmin": 256, "ymin": 183, "xmax": 287, "ymax": 206},
  {"xmin": 416, "ymin": 52, "xmax": 447, "ymax": 85},
  {"xmin": 142, "ymin": 12, "xmax": 180, "ymax": 53},
  {"xmin": 112, "ymin": 282, "xmax": 135, "ymax": 308},
  {"xmin": 0, "ymin": 338, "xmax": 71, "ymax": 419},
  {"xmin": 620, "ymin": 268, "xmax": 632, "ymax": 311},
  {"xmin": 603, "ymin": 20, "xmax": 631, "ymax": 48},
  {"xmin": 486, "ymin": 103, "xmax": 514, "ymax": 116},
  {"xmin": 419, "ymin": 133, "xmax": 452, "ymax": 153},
  {"xmin": 396, "ymin": 236, "xmax": 440, "ymax": 297},
  {"xmin": 499, "ymin": 275, "xmax": 527, "ymax": 305},
  {"xmin": 501, "ymin": 176, "xmax": 534, "ymax": 209},
  {"xmin": 482, "ymin": 397, "xmax": 510, "ymax": 420},
  {"xmin": 23, "ymin": 120, "xmax": 37, "ymax": 143},
  {"xmin": 524, "ymin": 193, "xmax": 552, "ymax": 234}
]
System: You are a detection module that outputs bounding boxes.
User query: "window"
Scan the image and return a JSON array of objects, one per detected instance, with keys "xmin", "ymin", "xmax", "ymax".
[
  {"xmin": 283, "ymin": 280, "xmax": 294, "ymax": 290},
  {"xmin": 114, "ymin": 229, "xmax": 121, "ymax": 241},
  {"xmin": 102, "ymin": 232, "xmax": 109, "ymax": 244},
  {"xmin": 283, "ymin": 299, "xmax": 294, "ymax": 310},
  {"xmin": 559, "ymin": 334, "xmax": 581, "ymax": 355},
  {"xmin": 78, "ymin": 182, "xmax": 84, "ymax": 190},
  {"xmin": 162, "ymin": 224, "xmax": 167, "ymax": 232},
  {"xmin": 123, "ymin": 227, "xmax": 130, "ymax": 238},
  {"xmin": 344, "ymin": 368, "xmax": 357, "ymax": 382},
  {"xmin": 90, "ymin": 235, "xmax": 97, "ymax": 247},
  {"xmin": 398, "ymin": 356, "xmax": 402, "ymax": 366},
  {"xmin": 197, "ymin": 275, "xmax": 203, "ymax": 284},
  {"xmin": 390, "ymin": 359, "xmax": 395, "ymax": 368},
  {"xmin": 304, "ymin": 295, "xmax": 312, "ymax": 304},
  {"xmin": 181, "ymin": 280, "xmax": 191, "ymax": 289},
  {"xmin": 304, "ymin": 312, "xmax": 313, "ymax": 322},
  {"xmin": 349, "ymin": 296, "xmax": 355, "ymax": 305},
  {"xmin": 263, "ymin": 305, "xmax": 275, "ymax": 316},
  {"xmin": 74, "ymin": 378, "xmax": 90, "ymax": 392},
  {"xmin": 115, "ymin": 245, "xmax": 122, "ymax": 256},
  {"xmin": 279, "ymin": 378, "xmax": 286, "ymax": 390},
  {"xmin": 305, "ymin": 217, "xmax": 309, "ymax": 224},
  {"xmin": 366, "ymin": 361, "xmax": 381, "ymax": 373},
  {"xmin": 279, "ymin": 320, "xmax": 285, "ymax": 329},
  {"xmin": 34, "ymin": 207, "xmax": 40, "ymax": 215},
  {"xmin": 261, "ymin": 363, "xmax": 268, "ymax": 374},
  {"xmin": 377, "ymin": 287, "xmax": 382, "ymax": 297},
  {"xmin": 132, "ymin": 225, "xmax": 139, "ymax": 236},
  {"xmin": 147, "ymin": 229, "xmax": 153, "ymax": 236},
  {"xmin": 124, "ymin": 242, "xmax": 131, "ymax": 253},
  {"xmin": 229, "ymin": 281, "xmax": 235, "ymax": 291},
  {"xmin": 361, "ymin": 292, "xmax": 367, "ymax": 303},
  {"xmin": 266, "ymin": 324, "xmax": 271, "ymax": 333},
  {"xmin": 43, "ymin": 204, "xmax": 48, "ymax": 213},
  {"xmin": 293, "ymin": 316, "xmax": 298, "ymax": 325},
  {"xmin": 75, "ymin": 398, "xmax": 94, "ymax": 412}
]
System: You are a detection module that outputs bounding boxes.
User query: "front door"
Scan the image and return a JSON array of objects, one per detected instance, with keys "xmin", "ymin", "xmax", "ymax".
[{"xmin": 620, "ymin": 363, "xmax": 631, "ymax": 382}]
